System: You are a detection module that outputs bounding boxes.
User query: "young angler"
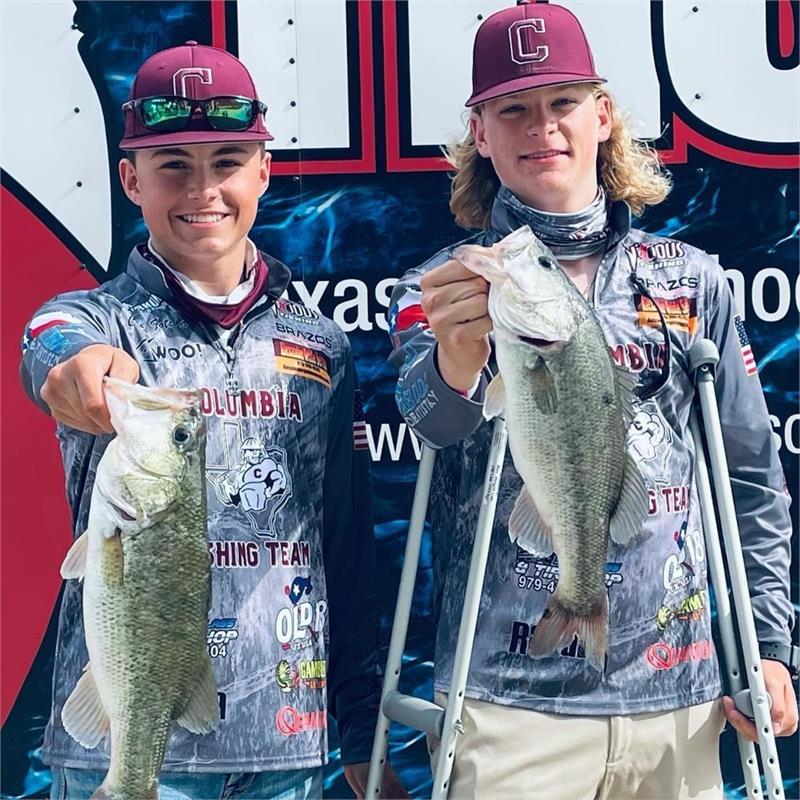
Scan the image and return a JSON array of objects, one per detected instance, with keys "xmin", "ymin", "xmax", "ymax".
[
  {"xmin": 21, "ymin": 42, "xmax": 405, "ymax": 800},
  {"xmin": 388, "ymin": 3, "xmax": 797, "ymax": 797}
]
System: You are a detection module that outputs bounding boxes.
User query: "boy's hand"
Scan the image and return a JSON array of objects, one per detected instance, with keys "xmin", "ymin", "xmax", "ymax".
[
  {"xmin": 722, "ymin": 659, "xmax": 798, "ymax": 741},
  {"xmin": 420, "ymin": 259, "xmax": 492, "ymax": 393},
  {"xmin": 40, "ymin": 344, "xmax": 139, "ymax": 434},
  {"xmin": 343, "ymin": 762, "xmax": 408, "ymax": 799}
]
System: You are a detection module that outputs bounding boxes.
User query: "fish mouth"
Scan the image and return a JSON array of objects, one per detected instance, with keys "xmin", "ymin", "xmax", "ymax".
[
  {"xmin": 520, "ymin": 336, "xmax": 559, "ymax": 348},
  {"xmin": 108, "ymin": 500, "xmax": 138, "ymax": 522}
]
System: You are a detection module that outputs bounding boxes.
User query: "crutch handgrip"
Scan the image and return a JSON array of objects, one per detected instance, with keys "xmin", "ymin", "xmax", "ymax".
[
  {"xmin": 733, "ymin": 687, "xmax": 773, "ymax": 719},
  {"xmin": 688, "ymin": 338, "xmax": 720, "ymax": 372}
]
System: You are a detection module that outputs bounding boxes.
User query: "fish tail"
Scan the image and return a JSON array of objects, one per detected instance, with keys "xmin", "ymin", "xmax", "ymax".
[{"xmin": 529, "ymin": 592, "xmax": 608, "ymax": 672}]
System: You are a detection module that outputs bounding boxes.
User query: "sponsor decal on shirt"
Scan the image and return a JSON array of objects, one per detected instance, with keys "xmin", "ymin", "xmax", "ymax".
[
  {"xmin": 627, "ymin": 241, "xmax": 687, "ymax": 270},
  {"xmin": 655, "ymin": 589, "xmax": 707, "ymax": 631},
  {"xmin": 275, "ymin": 658, "xmax": 327, "ymax": 692},
  {"xmin": 273, "ymin": 339, "xmax": 331, "ymax": 388},
  {"xmin": 514, "ymin": 550, "xmax": 623, "ymax": 593},
  {"xmin": 207, "ymin": 618, "xmax": 239, "ymax": 658},
  {"xmin": 273, "ymin": 298, "xmax": 321, "ymax": 325},
  {"xmin": 635, "ymin": 294, "xmax": 699, "ymax": 335},
  {"xmin": 274, "ymin": 321, "xmax": 333, "ymax": 349},
  {"xmin": 645, "ymin": 639, "xmax": 713, "ymax": 670},
  {"xmin": 275, "ymin": 705, "xmax": 327, "ymax": 736},
  {"xmin": 275, "ymin": 600, "xmax": 327, "ymax": 652}
]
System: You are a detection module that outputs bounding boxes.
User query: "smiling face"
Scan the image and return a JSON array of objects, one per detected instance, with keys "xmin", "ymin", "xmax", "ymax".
[
  {"xmin": 470, "ymin": 83, "xmax": 611, "ymax": 213},
  {"xmin": 119, "ymin": 142, "xmax": 270, "ymax": 278}
]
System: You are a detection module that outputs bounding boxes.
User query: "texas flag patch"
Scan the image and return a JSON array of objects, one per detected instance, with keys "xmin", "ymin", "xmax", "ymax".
[
  {"xmin": 734, "ymin": 314, "xmax": 757, "ymax": 376},
  {"xmin": 388, "ymin": 290, "xmax": 428, "ymax": 336},
  {"xmin": 23, "ymin": 311, "xmax": 85, "ymax": 354}
]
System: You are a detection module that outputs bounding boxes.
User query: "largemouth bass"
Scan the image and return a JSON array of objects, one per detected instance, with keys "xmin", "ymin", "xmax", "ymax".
[
  {"xmin": 59, "ymin": 378, "xmax": 218, "ymax": 799},
  {"xmin": 454, "ymin": 226, "xmax": 647, "ymax": 670}
]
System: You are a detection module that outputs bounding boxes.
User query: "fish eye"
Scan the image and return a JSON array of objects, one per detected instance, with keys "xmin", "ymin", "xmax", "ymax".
[
  {"xmin": 539, "ymin": 257, "xmax": 556, "ymax": 270},
  {"xmin": 172, "ymin": 425, "xmax": 192, "ymax": 446}
]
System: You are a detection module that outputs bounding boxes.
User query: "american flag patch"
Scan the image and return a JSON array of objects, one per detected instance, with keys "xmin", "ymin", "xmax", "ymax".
[
  {"xmin": 734, "ymin": 315, "xmax": 757, "ymax": 376},
  {"xmin": 353, "ymin": 389, "xmax": 369, "ymax": 451}
]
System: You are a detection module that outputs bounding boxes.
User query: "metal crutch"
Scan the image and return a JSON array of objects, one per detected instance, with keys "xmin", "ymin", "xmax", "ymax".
[
  {"xmin": 689, "ymin": 338, "xmax": 784, "ymax": 800},
  {"xmin": 366, "ymin": 417, "xmax": 508, "ymax": 800}
]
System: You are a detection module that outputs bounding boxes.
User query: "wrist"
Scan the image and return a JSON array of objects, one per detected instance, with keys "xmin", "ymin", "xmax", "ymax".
[{"xmin": 436, "ymin": 346, "xmax": 483, "ymax": 394}]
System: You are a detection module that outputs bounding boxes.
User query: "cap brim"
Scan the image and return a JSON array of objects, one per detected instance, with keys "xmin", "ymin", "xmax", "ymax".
[
  {"xmin": 466, "ymin": 73, "xmax": 605, "ymax": 107},
  {"xmin": 119, "ymin": 128, "xmax": 274, "ymax": 150}
]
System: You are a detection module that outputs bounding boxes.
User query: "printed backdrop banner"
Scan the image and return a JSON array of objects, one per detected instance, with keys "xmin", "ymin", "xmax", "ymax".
[{"xmin": 1, "ymin": 2, "xmax": 797, "ymax": 798}]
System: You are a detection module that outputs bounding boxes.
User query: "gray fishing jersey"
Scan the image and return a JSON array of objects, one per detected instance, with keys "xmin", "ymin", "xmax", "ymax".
[
  {"xmin": 388, "ymin": 194, "xmax": 793, "ymax": 715},
  {"xmin": 21, "ymin": 246, "xmax": 380, "ymax": 771}
]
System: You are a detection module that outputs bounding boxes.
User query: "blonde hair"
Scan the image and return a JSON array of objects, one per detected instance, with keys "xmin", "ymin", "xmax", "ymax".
[{"xmin": 445, "ymin": 84, "xmax": 672, "ymax": 230}]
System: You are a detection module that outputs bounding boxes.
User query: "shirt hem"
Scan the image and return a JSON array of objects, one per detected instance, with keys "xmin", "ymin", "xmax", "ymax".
[
  {"xmin": 41, "ymin": 751, "xmax": 326, "ymax": 772},
  {"xmin": 433, "ymin": 681, "xmax": 724, "ymax": 716}
]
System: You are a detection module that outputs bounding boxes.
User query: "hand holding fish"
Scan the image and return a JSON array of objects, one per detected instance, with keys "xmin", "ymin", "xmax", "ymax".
[
  {"xmin": 41, "ymin": 344, "xmax": 140, "ymax": 434},
  {"xmin": 419, "ymin": 259, "xmax": 492, "ymax": 392}
]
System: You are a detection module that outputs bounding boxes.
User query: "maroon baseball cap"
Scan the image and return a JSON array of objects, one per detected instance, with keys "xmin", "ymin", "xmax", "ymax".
[
  {"xmin": 466, "ymin": 1, "xmax": 605, "ymax": 107},
  {"xmin": 120, "ymin": 41, "xmax": 273, "ymax": 149}
]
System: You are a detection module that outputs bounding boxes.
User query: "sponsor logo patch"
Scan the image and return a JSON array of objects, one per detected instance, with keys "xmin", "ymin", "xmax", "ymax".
[{"xmin": 274, "ymin": 339, "xmax": 331, "ymax": 388}]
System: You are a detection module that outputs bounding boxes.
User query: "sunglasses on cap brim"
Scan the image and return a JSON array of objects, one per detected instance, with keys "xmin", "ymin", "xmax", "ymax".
[{"xmin": 122, "ymin": 95, "xmax": 268, "ymax": 133}]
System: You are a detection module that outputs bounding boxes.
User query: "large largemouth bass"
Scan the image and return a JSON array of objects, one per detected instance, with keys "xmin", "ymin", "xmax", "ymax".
[
  {"xmin": 454, "ymin": 226, "xmax": 647, "ymax": 670},
  {"xmin": 59, "ymin": 379, "xmax": 218, "ymax": 799}
]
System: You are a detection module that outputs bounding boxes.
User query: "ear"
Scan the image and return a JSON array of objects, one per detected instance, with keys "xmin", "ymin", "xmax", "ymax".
[
  {"xmin": 469, "ymin": 112, "xmax": 491, "ymax": 158},
  {"xmin": 119, "ymin": 158, "xmax": 142, "ymax": 207},
  {"xmin": 596, "ymin": 94, "xmax": 612, "ymax": 144},
  {"xmin": 259, "ymin": 150, "xmax": 272, "ymax": 197}
]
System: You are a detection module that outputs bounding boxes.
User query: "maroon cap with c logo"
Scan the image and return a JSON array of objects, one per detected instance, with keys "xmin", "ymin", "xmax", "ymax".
[
  {"xmin": 466, "ymin": 2, "xmax": 605, "ymax": 107},
  {"xmin": 120, "ymin": 41, "xmax": 273, "ymax": 149}
]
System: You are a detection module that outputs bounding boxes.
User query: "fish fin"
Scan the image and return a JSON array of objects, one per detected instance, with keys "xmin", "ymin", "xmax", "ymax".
[
  {"xmin": 531, "ymin": 359, "xmax": 558, "ymax": 414},
  {"xmin": 61, "ymin": 663, "xmax": 110, "ymax": 749},
  {"xmin": 529, "ymin": 592, "xmax": 608, "ymax": 672},
  {"xmin": 60, "ymin": 531, "xmax": 89, "ymax": 580},
  {"xmin": 609, "ymin": 454, "xmax": 648, "ymax": 546},
  {"xmin": 175, "ymin": 656, "xmax": 220, "ymax": 734},
  {"xmin": 483, "ymin": 373, "xmax": 506, "ymax": 419},
  {"xmin": 614, "ymin": 365, "xmax": 639, "ymax": 428},
  {"xmin": 508, "ymin": 488, "xmax": 553, "ymax": 556}
]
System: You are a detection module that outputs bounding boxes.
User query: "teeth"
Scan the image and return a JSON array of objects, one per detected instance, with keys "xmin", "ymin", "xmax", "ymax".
[{"xmin": 181, "ymin": 213, "xmax": 226, "ymax": 223}]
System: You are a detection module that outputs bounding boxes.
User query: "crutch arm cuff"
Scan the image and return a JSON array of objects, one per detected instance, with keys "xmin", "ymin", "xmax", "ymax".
[{"xmin": 759, "ymin": 642, "xmax": 800, "ymax": 678}]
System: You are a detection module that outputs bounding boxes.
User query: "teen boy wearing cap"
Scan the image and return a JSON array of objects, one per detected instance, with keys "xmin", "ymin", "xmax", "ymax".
[
  {"xmin": 389, "ymin": 3, "xmax": 797, "ymax": 797},
  {"xmin": 21, "ymin": 42, "xmax": 405, "ymax": 800}
]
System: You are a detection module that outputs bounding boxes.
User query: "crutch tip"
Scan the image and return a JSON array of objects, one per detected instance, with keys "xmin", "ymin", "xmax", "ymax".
[{"xmin": 688, "ymin": 338, "xmax": 720, "ymax": 372}]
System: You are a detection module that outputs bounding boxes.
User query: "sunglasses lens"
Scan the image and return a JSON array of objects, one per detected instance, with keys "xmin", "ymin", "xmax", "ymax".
[
  {"xmin": 205, "ymin": 98, "xmax": 254, "ymax": 131},
  {"xmin": 141, "ymin": 98, "xmax": 192, "ymax": 131}
]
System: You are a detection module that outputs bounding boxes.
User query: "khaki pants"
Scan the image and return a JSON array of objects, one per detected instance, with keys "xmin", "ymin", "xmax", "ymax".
[{"xmin": 430, "ymin": 693, "xmax": 725, "ymax": 800}]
